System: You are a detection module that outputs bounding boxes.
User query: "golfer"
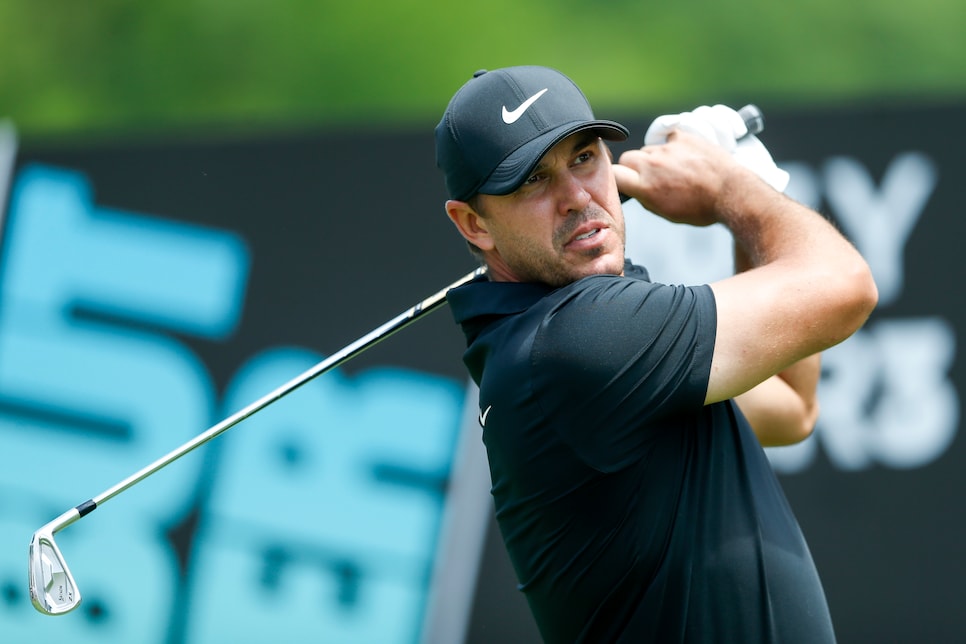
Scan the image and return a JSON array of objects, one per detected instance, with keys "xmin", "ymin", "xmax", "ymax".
[{"xmin": 435, "ymin": 66, "xmax": 877, "ymax": 642}]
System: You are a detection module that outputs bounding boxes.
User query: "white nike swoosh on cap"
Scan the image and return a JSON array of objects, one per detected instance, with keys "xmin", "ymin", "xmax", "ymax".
[{"xmin": 502, "ymin": 88, "xmax": 549, "ymax": 124}]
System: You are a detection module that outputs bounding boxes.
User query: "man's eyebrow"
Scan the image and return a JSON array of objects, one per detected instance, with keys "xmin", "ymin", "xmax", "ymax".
[{"xmin": 571, "ymin": 131, "xmax": 601, "ymax": 151}]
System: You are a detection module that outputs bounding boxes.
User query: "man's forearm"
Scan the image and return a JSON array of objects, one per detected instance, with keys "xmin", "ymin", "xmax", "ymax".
[{"xmin": 734, "ymin": 365, "xmax": 818, "ymax": 446}]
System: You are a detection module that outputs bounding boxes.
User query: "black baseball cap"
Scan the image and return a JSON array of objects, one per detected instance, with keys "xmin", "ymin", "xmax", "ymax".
[{"xmin": 435, "ymin": 66, "xmax": 629, "ymax": 201}]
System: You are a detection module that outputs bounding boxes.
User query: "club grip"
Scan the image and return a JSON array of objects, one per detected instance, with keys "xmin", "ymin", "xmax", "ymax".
[{"xmin": 738, "ymin": 104, "xmax": 764, "ymax": 137}]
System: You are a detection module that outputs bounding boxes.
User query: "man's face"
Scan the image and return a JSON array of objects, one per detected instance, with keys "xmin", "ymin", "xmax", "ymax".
[{"xmin": 472, "ymin": 133, "xmax": 626, "ymax": 287}]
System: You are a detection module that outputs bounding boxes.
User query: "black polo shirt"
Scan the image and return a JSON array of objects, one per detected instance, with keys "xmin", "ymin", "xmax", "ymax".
[{"xmin": 447, "ymin": 263, "xmax": 834, "ymax": 643}]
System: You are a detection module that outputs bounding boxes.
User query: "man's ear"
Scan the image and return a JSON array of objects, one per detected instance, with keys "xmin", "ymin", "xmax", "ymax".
[{"xmin": 445, "ymin": 200, "xmax": 495, "ymax": 251}]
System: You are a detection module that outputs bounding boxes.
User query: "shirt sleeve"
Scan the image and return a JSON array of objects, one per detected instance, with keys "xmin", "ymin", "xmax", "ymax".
[{"xmin": 530, "ymin": 275, "xmax": 716, "ymax": 472}]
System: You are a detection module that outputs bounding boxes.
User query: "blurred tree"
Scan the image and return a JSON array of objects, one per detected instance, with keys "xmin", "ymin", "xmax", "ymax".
[{"xmin": 1, "ymin": 0, "xmax": 964, "ymax": 138}]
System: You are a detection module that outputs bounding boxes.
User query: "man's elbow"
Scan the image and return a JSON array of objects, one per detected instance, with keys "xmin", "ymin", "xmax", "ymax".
[
  {"xmin": 827, "ymin": 261, "xmax": 879, "ymax": 347},
  {"xmin": 795, "ymin": 399, "xmax": 821, "ymax": 445},
  {"xmin": 845, "ymin": 262, "xmax": 879, "ymax": 333},
  {"xmin": 767, "ymin": 400, "xmax": 821, "ymax": 448}
]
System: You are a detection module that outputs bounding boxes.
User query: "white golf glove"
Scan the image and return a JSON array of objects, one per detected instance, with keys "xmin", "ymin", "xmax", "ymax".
[{"xmin": 644, "ymin": 104, "xmax": 790, "ymax": 192}]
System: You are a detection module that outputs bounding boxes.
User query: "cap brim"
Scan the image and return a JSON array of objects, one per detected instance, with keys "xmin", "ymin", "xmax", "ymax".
[{"xmin": 477, "ymin": 120, "xmax": 629, "ymax": 197}]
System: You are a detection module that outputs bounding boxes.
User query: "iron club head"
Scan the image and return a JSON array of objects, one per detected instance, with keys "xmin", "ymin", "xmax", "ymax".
[{"xmin": 28, "ymin": 512, "xmax": 83, "ymax": 615}]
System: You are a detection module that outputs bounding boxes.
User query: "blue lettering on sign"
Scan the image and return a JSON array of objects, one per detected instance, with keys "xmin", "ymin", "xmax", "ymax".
[
  {"xmin": 188, "ymin": 348, "xmax": 462, "ymax": 643},
  {"xmin": 0, "ymin": 164, "xmax": 464, "ymax": 644}
]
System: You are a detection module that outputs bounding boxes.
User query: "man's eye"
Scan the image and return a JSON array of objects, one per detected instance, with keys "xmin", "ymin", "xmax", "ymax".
[
  {"xmin": 523, "ymin": 172, "xmax": 543, "ymax": 185},
  {"xmin": 575, "ymin": 150, "xmax": 594, "ymax": 165}
]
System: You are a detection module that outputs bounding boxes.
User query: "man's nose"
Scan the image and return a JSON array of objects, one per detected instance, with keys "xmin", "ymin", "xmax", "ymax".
[{"xmin": 556, "ymin": 172, "xmax": 592, "ymax": 216}]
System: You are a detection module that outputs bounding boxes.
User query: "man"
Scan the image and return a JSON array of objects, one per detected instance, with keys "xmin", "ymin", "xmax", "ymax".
[{"xmin": 435, "ymin": 66, "xmax": 877, "ymax": 642}]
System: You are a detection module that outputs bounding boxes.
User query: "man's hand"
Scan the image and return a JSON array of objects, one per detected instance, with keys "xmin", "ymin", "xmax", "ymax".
[
  {"xmin": 644, "ymin": 104, "xmax": 749, "ymax": 150},
  {"xmin": 644, "ymin": 104, "xmax": 790, "ymax": 192},
  {"xmin": 612, "ymin": 130, "xmax": 766, "ymax": 227}
]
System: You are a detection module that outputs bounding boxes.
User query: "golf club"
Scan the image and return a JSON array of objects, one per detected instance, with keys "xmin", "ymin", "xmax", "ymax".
[
  {"xmin": 29, "ymin": 265, "xmax": 485, "ymax": 615},
  {"xmin": 28, "ymin": 103, "xmax": 768, "ymax": 617},
  {"xmin": 739, "ymin": 104, "xmax": 764, "ymax": 138}
]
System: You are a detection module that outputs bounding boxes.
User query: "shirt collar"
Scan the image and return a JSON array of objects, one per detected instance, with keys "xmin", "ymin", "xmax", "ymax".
[{"xmin": 446, "ymin": 259, "xmax": 650, "ymax": 329}]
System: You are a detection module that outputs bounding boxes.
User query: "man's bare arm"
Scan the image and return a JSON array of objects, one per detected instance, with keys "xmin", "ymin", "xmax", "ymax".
[
  {"xmin": 734, "ymin": 356, "xmax": 821, "ymax": 447},
  {"xmin": 613, "ymin": 130, "xmax": 878, "ymax": 408}
]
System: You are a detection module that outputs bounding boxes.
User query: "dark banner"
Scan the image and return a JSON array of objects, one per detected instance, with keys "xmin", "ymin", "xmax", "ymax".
[{"xmin": 0, "ymin": 101, "xmax": 962, "ymax": 643}]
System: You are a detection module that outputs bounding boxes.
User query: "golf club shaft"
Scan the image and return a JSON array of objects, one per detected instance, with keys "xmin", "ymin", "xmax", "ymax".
[
  {"xmin": 41, "ymin": 106, "xmax": 767, "ymax": 537},
  {"xmin": 47, "ymin": 266, "xmax": 486, "ymax": 536}
]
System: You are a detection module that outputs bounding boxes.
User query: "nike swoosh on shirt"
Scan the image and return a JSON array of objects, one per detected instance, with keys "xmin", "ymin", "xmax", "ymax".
[
  {"xmin": 479, "ymin": 405, "xmax": 493, "ymax": 427},
  {"xmin": 502, "ymin": 88, "xmax": 548, "ymax": 124}
]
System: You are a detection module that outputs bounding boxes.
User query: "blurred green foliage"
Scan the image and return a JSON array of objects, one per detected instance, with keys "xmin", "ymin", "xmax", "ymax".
[{"xmin": 2, "ymin": 0, "xmax": 965, "ymax": 139}]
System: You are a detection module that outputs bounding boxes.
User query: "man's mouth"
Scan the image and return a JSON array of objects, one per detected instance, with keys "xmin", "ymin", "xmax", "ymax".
[{"xmin": 574, "ymin": 228, "xmax": 601, "ymax": 242}]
